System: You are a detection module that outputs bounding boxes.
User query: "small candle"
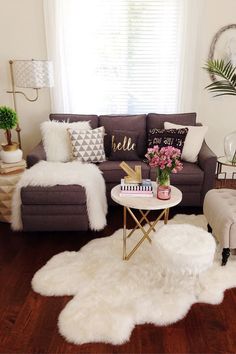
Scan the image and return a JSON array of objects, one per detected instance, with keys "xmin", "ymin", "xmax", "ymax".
[{"xmin": 157, "ymin": 185, "xmax": 171, "ymax": 200}]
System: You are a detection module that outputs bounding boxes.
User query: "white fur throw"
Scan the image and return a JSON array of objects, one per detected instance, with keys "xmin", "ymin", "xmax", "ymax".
[
  {"xmin": 41, "ymin": 120, "xmax": 91, "ymax": 162},
  {"xmin": 31, "ymin": 214, "xmax": 236, "ymax": 345},
  {"xmin": 11, "ymin": 161, "xmax": 107, "ymax": 231}
]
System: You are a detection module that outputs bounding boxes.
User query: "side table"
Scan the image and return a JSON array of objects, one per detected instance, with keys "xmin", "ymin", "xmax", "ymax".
[
  {"xmin": 111, "ymin": 183, "xmax": 182, "ymax": 260},
  {"xmin": 216, "ymin": 156, "xmax": 236, "ymax": 188},
  {"xmin": 0, "ymin": 172, "xmax": 23, "ymax": 223}
]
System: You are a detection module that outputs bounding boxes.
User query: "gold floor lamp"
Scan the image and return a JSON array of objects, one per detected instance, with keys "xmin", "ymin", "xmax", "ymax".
[{"xmin": 7, "ymin": 59, "xmax": 53, "ymax": 149}]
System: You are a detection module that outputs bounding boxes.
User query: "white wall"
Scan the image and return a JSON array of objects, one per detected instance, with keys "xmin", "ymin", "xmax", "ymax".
[
  {"xmin": 0, "ymin": 0, "xmax": 51, "ymax": 155},
  {"xmin": 0, "ymin": 0, "xmax": 235, "ymax": 162},
  {"xmin": 196, "ymin": 0, "xmax": 236, "ymax": 161}
]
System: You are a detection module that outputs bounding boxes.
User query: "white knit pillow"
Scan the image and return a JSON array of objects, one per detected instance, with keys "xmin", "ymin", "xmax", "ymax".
[
  {"xmin": 164, "ymin": 122, "xmax": 208, "ymax": 163},
  {"xmin": 41, "ymin": 120, "xmax": 91, "ymax": 162},
  {"xmin": 68, "ymin": 126, "xmax": 106, "ymax": 163}
]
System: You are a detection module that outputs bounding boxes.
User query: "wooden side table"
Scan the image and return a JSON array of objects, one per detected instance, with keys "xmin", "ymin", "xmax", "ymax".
[{"xmin": 0, "ymin": 172, "xmax": 23, "ymax": 223}]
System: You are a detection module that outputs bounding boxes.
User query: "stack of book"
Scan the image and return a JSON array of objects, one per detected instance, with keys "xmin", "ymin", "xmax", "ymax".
[
  {"xmin": 0, "ymin": 160, "xmax": 26, "ymax": 175},
  {"xmin": 120, "ymin": 178, "xmax": 153, "ymax": 197}
]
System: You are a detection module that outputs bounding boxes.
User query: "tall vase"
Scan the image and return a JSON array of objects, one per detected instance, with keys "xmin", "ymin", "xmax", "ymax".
[
  {"xmin": 224, "ymin": 131, "xmax": 236, "ymax": 165},
  {"xmin": 156, "ymin": 169, "xmax": 171, "ymax": 200}
]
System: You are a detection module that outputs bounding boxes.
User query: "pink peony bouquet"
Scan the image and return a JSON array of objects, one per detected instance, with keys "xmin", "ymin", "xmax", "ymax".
[{"xmin": 145, "ymin": 145, "xmax": 183, "ymax": 185}]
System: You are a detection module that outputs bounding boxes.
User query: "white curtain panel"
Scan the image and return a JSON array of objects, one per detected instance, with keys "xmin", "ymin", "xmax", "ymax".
[{"xmin": 43, "ymin": 0, "xmax": 203, "ymax": 114}]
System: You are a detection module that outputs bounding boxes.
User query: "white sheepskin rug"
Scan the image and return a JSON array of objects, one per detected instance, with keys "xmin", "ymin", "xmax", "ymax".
[
  {"xmin": 11, "ymin": 160, "xmax": 107, "ymax": 231},
  {"xmin": 32, "ymin": 214, "xmax": 236, "ymax": 345}
]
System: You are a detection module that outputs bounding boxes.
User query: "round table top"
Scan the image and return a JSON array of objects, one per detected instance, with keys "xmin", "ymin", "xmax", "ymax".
[
  {"xmin": 217, "ymin": 156, "xmax": 236, "ymax": 167},
  {"xmin": 111, "ymin": 183, "xmax": 182, "ymax": 210}
]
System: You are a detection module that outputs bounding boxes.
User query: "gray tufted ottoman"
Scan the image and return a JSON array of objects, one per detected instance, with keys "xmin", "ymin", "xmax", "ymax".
[{"xmin": 203, "ymin": 189, "xmax": 236, "ymax": 265}]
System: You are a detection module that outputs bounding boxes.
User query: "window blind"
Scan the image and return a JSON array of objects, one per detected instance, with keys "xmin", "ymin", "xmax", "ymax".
[{"xmin": 49, "ymin": 0, "xmax": 185, "ymax": 114}]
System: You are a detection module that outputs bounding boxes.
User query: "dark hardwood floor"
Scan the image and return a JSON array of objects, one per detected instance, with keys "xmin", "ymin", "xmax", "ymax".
[{"xmin": 0, "ymin": 205, "xmax": 236, "ymax": 354}]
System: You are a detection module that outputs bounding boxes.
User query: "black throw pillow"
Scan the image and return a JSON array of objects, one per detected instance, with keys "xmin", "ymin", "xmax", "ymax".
[
  {"xmin": 109, "ymin": 130, "xmax": 140, "ymax": 161},
  {"xmin": 148, "ymin": 128, "xmax": 188, "ymax": 154}
]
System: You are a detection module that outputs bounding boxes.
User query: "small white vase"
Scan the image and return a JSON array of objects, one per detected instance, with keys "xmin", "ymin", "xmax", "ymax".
[{"xmin": 0, "ymin": 148, "xmax": 23, "ymax": 163}]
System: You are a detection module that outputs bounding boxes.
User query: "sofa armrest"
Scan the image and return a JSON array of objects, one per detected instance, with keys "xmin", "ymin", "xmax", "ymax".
[
  {"xmin": 198, "ymin": 141, "xmax": 217, "ymax": 202},
  {"xmin": 27, "ymin": 142, "xmax": 46, "ymax": 168}
]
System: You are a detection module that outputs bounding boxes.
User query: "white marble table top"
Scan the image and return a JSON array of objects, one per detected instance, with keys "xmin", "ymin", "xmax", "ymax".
[{"xmin": 111, "ymin": 183, "xmax": 182, "ymax": 210}]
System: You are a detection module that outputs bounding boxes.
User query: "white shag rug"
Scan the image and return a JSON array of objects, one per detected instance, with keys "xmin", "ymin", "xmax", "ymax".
[
  {"xmin": 32, "ymin": 214, "xmax": 236, "ymax": 345},
  {"xmin": 11, "ymin": 160, "xmax": 107, "ymax": 231}
]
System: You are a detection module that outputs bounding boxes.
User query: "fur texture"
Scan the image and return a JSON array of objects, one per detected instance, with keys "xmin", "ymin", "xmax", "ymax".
[
  {"xmin": 32, "ymin": 214, "xmax": 236, "ymax": 345},
  {"xmin": 41, "ymin": 120, "xmax": 91, "ymax": 162},
  {"xmin": 11, "ymin": 160, "xmax": 107, "ymax": 231}
]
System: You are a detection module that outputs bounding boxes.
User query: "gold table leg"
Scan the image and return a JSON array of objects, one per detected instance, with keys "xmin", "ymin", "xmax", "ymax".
[
  {"xmin": 164, "ymin": 208, "xmax": 169, "ymax": 224},
  {"xmin": 123, "ymin": 206, "xmax": 127, "ymax": 260},
  {"xmin": 123, "ymin": 207, "xmax": 168, "ymax": 261}
]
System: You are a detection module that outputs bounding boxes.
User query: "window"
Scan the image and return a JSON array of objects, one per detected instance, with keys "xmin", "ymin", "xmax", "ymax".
[{"xmin": 44, "ymin": 0, "xmax": 189, "ymax": 114}]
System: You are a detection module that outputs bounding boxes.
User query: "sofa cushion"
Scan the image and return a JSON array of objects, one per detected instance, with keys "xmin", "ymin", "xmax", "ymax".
[
  {"xmin": 147, "ymin": 127, "xmax": 188, "ymax": 153},
  {"xmin": 164, "ymin": 122, "xmax": 208, "ymax": 163},
  {"xmin": 68, "ymin": 126, "xmax": 106, "ymax": 163},
  {"xmin": 98, "ymin": 160, "xmax": 150, "ymax": 183},
  {"xmin": 109, "ymin": 130, "xmax": 140, "ymax": 161},
  {"xmin": 150, "ymin": 162, "xmax": 204, "ymax": 185},
  {"xmin": 41, "ymin": 120, "xmax": 91, "ymax": 162},
  {"xmin": 99, "ymin": 114, "xmax": 146, "ymax": 157},
  {"xmin": 50, "ymin": 113, "xmax": 98, "ymax": 129},
  {"xmin": 21, "ymin": 185, "xmax": 86, "ymax": 205},
  {"xmin": 147, "ymin": 113, "xmax": 196, "ymax": 130}
]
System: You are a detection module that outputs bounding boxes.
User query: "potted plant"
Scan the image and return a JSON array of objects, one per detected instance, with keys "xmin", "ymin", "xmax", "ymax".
[
  {"xmin": 204, "ymin": 59, "xmax": 236, "ymax": 164},
  {"xmin": 0, "ymin": 106, "xmax": 23, "ymax": 163}
]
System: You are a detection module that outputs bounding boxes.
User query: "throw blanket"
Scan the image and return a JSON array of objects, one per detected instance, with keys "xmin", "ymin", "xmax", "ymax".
[{"xmin": 11, "ymin": 161, "xmax": 108, "ymax": 231}]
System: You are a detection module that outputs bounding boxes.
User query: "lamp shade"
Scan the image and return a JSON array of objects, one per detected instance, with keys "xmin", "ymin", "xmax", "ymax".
[{"xmin": 13, "ymin": 60, "xmax": 53, "ymax": 88}]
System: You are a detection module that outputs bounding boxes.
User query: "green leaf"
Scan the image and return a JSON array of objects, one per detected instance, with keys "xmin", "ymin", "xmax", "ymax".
[
  {"xmin": 204, "ymin": 59, "xmax": 236, "ymax": 95},
  {"xmin": 0, "ymin": 106, "xmax": 18, "ymax": 130}
]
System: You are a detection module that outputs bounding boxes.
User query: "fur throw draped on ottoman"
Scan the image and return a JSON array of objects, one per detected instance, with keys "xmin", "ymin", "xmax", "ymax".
[{"xmin": 11, "ymin": 161, "xmax": 108, "ymax": 231}]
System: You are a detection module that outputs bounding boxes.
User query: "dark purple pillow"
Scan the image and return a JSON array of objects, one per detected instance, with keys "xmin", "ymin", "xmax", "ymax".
[
  {"xmin": 109, "ymin": 130, "xmax": 140, "ymax": 161},
  {"xmin": 148, "ymin": 128, "xmax": 188, "ymax": 153}
]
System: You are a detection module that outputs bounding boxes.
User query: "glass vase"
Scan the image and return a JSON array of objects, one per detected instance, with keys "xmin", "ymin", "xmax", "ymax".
[
  {"xmin": 224, "ymin": 131, "xmax": 236, "ymax": 165},
  {"xmin": 156, "ymin": 169, "xmax": 171, "ymax": 200}
]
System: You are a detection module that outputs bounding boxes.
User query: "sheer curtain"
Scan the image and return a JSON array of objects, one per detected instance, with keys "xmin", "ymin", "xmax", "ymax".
[{"xmin": 43, "ymin": 0, "xmax": 202, "ymax": 114}]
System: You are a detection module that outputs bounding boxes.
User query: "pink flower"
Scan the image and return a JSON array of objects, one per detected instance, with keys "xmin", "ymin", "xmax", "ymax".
[{"xmin": 145, "ymin": 145, "xmax": 183, "ymax": 175}]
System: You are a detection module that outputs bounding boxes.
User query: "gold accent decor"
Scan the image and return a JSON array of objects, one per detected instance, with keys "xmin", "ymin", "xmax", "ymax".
[
  {"xmin": 1, "ymin": 142, "xmax": 19, "ymax": 151},
  {"xmin": 112, "ymin": 135, "xmax": 136, "ymax": 152},
  {"xmin": 6, "ymin": 59, "xmax": 54, "ymax": 149},
  {"xmin": 123, "ymin": 207, "xmax": 169, "ymax": 260},
  {"xmin": 0, "ymin": 172, "xmax": 23, "ymax": 223},
  {"xmin": 120, "ymin": 161, "xmax": 142, "ymax": 183}
]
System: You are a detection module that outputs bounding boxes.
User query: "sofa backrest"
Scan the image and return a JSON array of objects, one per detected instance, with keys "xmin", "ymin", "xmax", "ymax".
[
  {"xmin": 147, "ymin": 113, "xmax": 197, "ymax": 130},
  {"xmin": 99, "ymin": 114, "xmax": 146, "ymax": 157},
  {"xmin": 49, "ymin": 113, "xmax": 99, "ymax": 129}
]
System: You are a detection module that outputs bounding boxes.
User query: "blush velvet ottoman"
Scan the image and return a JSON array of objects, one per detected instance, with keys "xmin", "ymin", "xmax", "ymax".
[
  {"xmin": 21, "ymin": 185, "xmax": 89, "ymax": 231},
  {"xmin": 203, "ymin": 189, "xmax": 236, "ymax": 265}
]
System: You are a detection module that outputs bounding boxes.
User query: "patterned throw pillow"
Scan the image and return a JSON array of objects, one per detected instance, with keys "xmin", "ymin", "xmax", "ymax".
[
  {"xmin": 148, "ymin": 128, "xmax": 188, "ymax": 154},
  {"xmin": 68, "ymin": 126, "xmax": 106, "ymax": 162},
  {"xmin": 109, "ymin": 130, "xmax": 140, "ymax": 161}
]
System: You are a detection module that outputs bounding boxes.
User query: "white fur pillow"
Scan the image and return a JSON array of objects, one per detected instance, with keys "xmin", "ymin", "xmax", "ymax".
[
  {"xmin": 164, "ymin": 122, "xmax": 208, "ymax": 163},
  {"xmin": 41, "ymin": 120, "xmax": 91, "ymax": 162}
]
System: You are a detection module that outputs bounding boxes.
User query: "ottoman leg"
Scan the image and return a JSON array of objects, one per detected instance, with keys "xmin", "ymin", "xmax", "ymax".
[
  {"xmin": 207, "ymin": 224, "xmax": 212, "ymax": 233},
  {"xmin": 222, "ymin": 248, "xmax": 230, "ymax": 266}
]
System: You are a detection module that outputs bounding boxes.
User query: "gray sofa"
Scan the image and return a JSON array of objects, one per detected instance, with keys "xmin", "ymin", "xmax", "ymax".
[{"xmin": 22, "ymin": 112, "xmax": 217, "ymax": 231}]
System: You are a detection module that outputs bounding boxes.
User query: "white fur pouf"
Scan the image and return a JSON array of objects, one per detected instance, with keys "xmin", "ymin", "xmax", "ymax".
[{"xmin": 153, "ymin": 224, "xmax": 216, "ymax": 275}]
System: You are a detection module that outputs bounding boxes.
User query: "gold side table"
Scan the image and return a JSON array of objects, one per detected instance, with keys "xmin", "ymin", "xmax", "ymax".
[
  {"xmin": 0, "ymin": 172, "xmax": 23, "ymax": 223},
  {"xmin": 111, "ymin": 183, "xmax": 182, "ymax": 260},
  {"xmin": 216, "ymin": 156, "xmax": 236, "ymax": 188}
]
